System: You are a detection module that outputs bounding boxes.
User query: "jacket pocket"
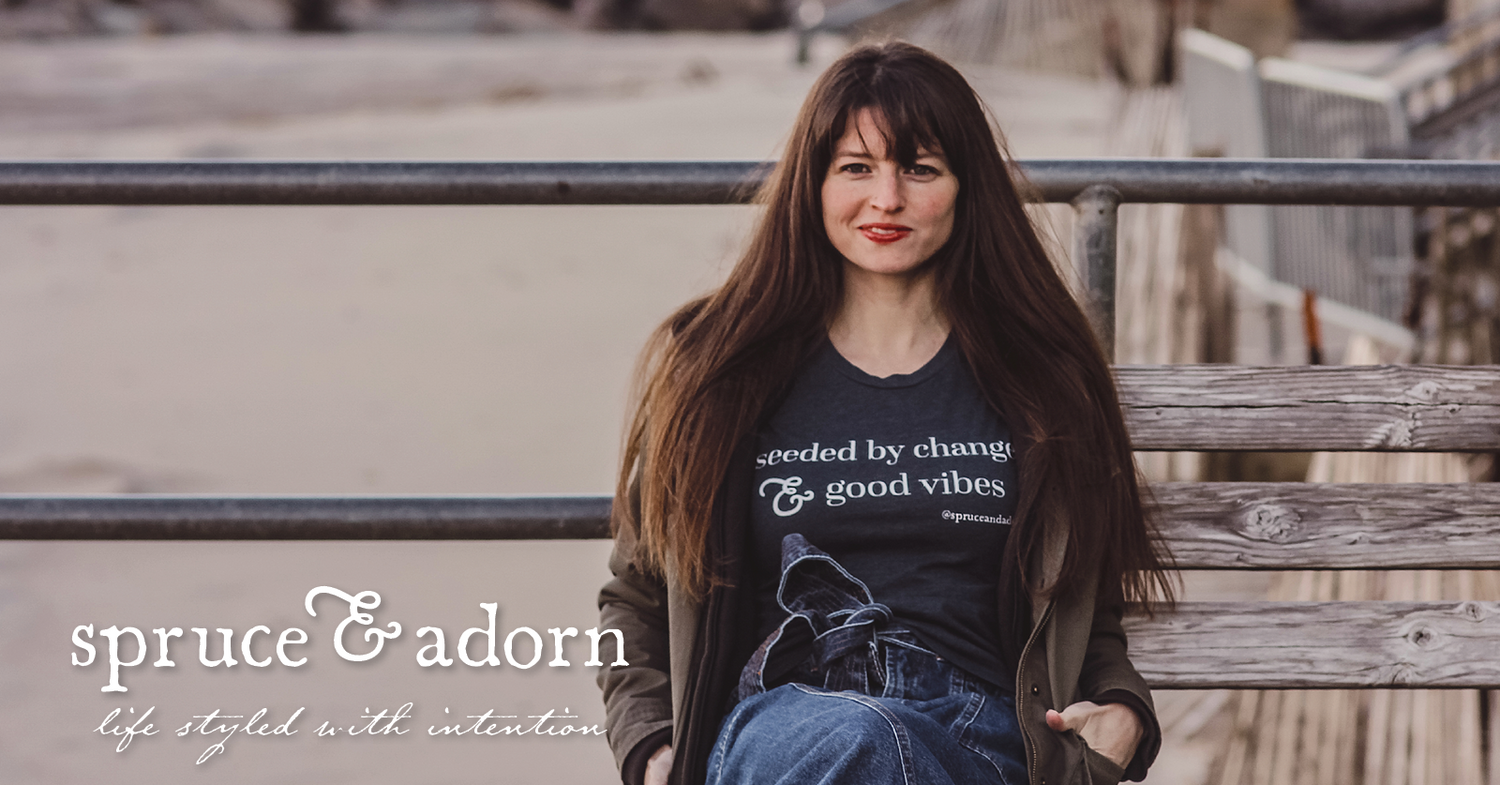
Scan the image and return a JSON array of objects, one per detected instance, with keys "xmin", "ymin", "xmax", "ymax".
[{"xmin": 1082, "ymin": 742, "xmax": 1126, "ymax": 784}]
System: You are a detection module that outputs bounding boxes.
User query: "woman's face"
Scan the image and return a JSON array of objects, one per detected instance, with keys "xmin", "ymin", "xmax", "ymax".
[{"xmin": 821, "ymin": 108, "xmax": 959, "ymax": 280}]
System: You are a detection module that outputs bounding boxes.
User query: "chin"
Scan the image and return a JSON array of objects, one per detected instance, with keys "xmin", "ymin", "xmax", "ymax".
[
  {"xmin": 845, "ymin": 252, "xmax": 931, "ymax": 274},
  {"xmin": 846, "ymin": 263, "xmax": 927, "ymax": 278}
]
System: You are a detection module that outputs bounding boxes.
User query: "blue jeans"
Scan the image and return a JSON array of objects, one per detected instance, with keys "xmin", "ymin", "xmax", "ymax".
[{"xmin": 707, "ymin": 534, "xmax": 1028, "ymax": 785}]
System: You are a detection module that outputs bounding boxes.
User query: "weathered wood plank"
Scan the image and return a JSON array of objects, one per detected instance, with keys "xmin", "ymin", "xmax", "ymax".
[
  {"xmin": 1127, "ymin": 601, "xmax": 1500, "ymax": 689},
  {"xmin": 1154, "ymin": 482, "xmax": 1500, "ymax": 569},
  {"xmin": 1116, "ymin": 365, "xmax": 1500, "ymax": 451}
]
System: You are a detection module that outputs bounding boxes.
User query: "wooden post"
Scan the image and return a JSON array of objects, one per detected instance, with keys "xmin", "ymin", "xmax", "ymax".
[{"xmin": 1072, "ymin": 184, "xmax": 1121, "ymax": 357}]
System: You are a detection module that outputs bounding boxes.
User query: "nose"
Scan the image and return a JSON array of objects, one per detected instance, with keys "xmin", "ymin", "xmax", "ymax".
[{"xmin": 869, "ymin": 170, "xmax": 905, "ymax": 213}]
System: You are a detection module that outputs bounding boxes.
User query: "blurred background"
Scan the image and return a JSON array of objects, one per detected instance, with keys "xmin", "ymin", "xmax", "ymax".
[{"xmin": 2, "ymin": 0, "xmax": 1499, "ymax": 783}]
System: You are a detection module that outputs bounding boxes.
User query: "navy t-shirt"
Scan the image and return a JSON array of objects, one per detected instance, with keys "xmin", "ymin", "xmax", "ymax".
[{"xmin": 750, "ymin": 334, "xmax": 1019, "ymax": 690}]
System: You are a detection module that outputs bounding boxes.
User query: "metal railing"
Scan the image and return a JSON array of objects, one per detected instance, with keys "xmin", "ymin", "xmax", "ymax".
[
  {"xmin": 5, "ymin": 156, "xmax": 1500, "ymax": 535},
  {"xmin": 0, "ymin": 495, "xmax": 613, "ymax": 539},
  {"xmin": 10, "ymin": 158, "xmax": 1500, "ymax": 206}
]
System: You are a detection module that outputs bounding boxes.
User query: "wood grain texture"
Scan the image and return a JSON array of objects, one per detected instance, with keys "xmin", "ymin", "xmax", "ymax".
[
  {"xmin": 1154, "ymin": 482, "xmax": 1500, "ymax": 569},
  {"xmin": 1127, "ymin": 601, "xmax": 1500, "ymax": 688},
  {"xmin": 1116, "ymin": 365, "xmax": 1500, "ymax": 451}
]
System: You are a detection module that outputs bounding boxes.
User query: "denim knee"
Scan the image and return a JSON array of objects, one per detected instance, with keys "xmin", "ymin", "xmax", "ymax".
[
  {"xmin": 707, "ymin": 681, "xmax": 1025, "ymax": 785},
  {"xmin": 708, "ymin": 684, "xmax": 916, "ymax": 785}
]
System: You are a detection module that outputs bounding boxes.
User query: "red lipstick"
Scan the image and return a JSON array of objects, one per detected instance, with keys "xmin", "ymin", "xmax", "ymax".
[{"xmin": 860, "ymin": 223, "xmax": 911, "ymax": 244}]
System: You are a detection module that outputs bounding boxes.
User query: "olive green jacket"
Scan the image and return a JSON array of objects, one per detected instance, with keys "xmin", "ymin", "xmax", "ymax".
[{"xmin": 596, "ymin": 446, "xmax": 1160, "ymax": 785}]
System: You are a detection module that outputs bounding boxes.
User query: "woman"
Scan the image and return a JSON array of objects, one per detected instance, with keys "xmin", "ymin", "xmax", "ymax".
[{"xmin": 597, "ymin": 41, "xmax": 1175, "ymax": 785}]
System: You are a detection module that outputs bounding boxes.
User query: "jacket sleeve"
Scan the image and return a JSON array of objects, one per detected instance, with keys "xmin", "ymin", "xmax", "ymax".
[
  {"xmin": 597, "ymin": 475, "xmax": 675, "ymax": 785},
  {"xmin": 1078, "ymin": 583, "xmax": 1161, "ymax": 782}
]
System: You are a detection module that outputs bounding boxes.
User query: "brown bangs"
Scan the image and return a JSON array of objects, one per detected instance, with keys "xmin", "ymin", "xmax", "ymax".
[{"xmin": 822, "ymin": 99, "xmax": 944, "ymax": 171}]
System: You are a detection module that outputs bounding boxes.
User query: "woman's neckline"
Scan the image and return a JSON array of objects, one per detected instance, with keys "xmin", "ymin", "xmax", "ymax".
[{"xmin": 822, "ymin": 332, "xmax": 957, "ymax": 389}]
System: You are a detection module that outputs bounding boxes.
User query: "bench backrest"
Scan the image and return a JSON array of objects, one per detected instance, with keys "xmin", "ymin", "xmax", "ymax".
[{"xmin": 1119, "ymin": 363, "xmax": 1500, "ymax": 690}]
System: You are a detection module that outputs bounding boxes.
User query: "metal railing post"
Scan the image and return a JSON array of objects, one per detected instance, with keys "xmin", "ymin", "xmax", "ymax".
[
  {"xmin": 1071, "ymin": 184, "xmax": 1122, "ymax": 357},
  {"xmin": 796, "ymin": 28, "xmax": 812, "ymax": 65}
]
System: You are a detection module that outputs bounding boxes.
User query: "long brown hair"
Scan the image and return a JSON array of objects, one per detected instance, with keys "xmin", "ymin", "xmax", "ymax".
[{"xmin": 616, "ymin": 42, "xmax": 1175, "ymax": 628}]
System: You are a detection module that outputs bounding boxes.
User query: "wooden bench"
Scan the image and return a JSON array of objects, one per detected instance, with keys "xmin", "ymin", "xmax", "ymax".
[{"xmin": 1115, "ymin": 363, "xmax": 1500, "ymax": 694}]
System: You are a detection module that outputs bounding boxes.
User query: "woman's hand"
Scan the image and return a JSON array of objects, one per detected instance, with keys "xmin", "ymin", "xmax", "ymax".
[
  {"xmin": 644, "ymin": 744, "xmax": 674, "ymax": 785},
  {"xmin": 1045, "ymin": 701, "xmax": 1142, "ymax": 769}
]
